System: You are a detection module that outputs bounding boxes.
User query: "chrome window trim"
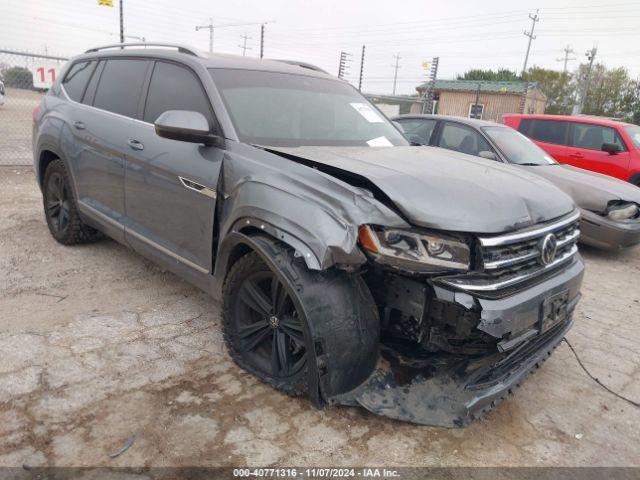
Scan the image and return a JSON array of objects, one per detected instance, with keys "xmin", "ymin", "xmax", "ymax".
[{"xmin": 478, "ymin": 210, "xmax": 581, "ymax": 247}]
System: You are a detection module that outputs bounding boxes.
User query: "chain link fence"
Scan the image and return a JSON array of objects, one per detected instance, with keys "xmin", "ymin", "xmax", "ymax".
[{"xmin": 0, "ymin": 49, "xmax": 67, "ymax": 166}]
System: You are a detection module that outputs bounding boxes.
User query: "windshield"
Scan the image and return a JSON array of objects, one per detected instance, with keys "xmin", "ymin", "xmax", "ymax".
[
  {"xmin": 482, "ymin": 126, "xmax": 557, "ymax": 166},
  {"xmin": 209, "ymin": 69, "xmax": 408, "ymax": 147},
  {"xmin": 624, "ymin": 125, "xmax": 640, "ymax": 149}
]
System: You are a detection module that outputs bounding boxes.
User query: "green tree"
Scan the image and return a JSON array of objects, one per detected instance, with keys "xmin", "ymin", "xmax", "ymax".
[
  {"xmin": 456, "ymin": 68, "xmax": 520, "ymax": 81},
  {"xmin": 0, "ymin": 66, "xmax": 34, "ymax": 89},
  {"xmin": 575, "ymin": 63, "xmax": 638, "ymax": 122},
  {"xmin": 522, "ymin": 67, "xmax": 573, "ymax": 115}
]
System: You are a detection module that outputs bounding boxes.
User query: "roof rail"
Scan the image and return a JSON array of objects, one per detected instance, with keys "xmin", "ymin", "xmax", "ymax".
[
  {"xmin": 270, "ymin": 59, "xmax": 329, "ymax": 75},
  {"xmin": 85, "ymin": 42, "xmax": 204, "ymax": 57}
]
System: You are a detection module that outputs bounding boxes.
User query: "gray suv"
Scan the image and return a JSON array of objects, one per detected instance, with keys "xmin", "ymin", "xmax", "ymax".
[{"xmin": 33, "ymin": 43, "xmax": 584, "ymax": 427}]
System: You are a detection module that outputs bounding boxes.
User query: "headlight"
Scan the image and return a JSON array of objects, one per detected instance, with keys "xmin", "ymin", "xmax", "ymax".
[
  {"xmin": 607, "ymin": 202, "xmax": 639, "ymax": 221},
  {"xmin": 358, "ymin": 225, "xmax": 470, "ymax": 272}
]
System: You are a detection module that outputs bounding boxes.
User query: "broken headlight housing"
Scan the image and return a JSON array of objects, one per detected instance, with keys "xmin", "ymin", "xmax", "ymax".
[
  {"xmin": 607, "ymin": 202, "xmax": 639, "ymax": 221},
  {"xmin": 358, "ymin": 225, "xmax": 470, "ymax": 273}
]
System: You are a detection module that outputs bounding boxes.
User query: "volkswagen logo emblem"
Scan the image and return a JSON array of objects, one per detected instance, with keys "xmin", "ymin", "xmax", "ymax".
[{"xmin": 539, "ymin": 233, "xmax": 558, "ymax": 266}]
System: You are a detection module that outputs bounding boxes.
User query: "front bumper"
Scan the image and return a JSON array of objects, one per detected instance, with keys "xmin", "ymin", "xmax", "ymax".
[
  {"xmin": 580, "ymin": 209, "xmax": 640, "ymax": 250},
  {"xmin": 334, "ymin": 256, "xmax": 584, "ymax": 427}
]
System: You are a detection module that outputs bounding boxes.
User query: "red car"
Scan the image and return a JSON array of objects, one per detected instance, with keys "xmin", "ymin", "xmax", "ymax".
[{"xmin": 503, "ymin": 114, "xmax": 640, "ymax": 186}]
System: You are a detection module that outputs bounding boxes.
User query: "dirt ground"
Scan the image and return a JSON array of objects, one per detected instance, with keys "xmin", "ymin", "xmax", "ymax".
[{"xmin": 0, "ymin": 166, "xmax": 639, "ymax": 468}]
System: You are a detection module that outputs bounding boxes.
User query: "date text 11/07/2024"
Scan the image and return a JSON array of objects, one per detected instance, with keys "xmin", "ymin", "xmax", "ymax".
[{"xmin": 232, "ymin": 468, "xmax": 401, "ymax": 478}]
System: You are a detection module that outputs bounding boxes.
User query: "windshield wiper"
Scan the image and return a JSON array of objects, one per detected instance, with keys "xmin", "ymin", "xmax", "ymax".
[{"xmin": 517, "ymin": 162, "xmax": 545, "ymax": 166}]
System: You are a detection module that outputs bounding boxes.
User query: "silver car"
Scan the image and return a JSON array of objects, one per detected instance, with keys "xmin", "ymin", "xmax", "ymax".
[{"xmin": 394, "ymin": 114, "xmax": 640, "ymax": 250}]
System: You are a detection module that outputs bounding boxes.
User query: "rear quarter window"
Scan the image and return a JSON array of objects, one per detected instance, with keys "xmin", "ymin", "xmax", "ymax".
[{"xmin": 62, "ymin": 61, "xmax": 97, "ymax": 102}]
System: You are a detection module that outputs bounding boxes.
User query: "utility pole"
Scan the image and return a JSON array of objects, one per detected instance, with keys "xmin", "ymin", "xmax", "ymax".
[
  {"xmin": 338, "ymin": 51, "xmax": 351, "ymax": 79},
  {"xmin": 239, "ymin": 33, "xmax": 252, "ymax": 56},
  {"xmin": 119, "ymin": 0, "xmax": 124, "ymax": 43},
  {"xmin": 260, "ymin": 24, "xmax": 265, "ymax": 59},
  {"xmin": 195, "ymin": 18, "xmax": 214, "ymax": 54},
  {"xmin": 556, "ymin": 45, "xmax": 576, "ymax": 74},
  {"xmin": 574, "ymin": 46, "xmax": 597, "ymax": 115},
  {"xmin": 196, "ymin": 20, "xmax": 268, "ymax": 55},
  {"xmin": 522, "ymin": 9, "xmax": 539, "ymax": 75},
  {"xmin": 420, "ymin": 57, "xmax": 439, "ymax": 114},
  {"xmin": 358, "ymin": 45, "xmax": 365, "ymax": 91},
  {"xmin": 392, "ymin": 53, "xmax": 401, "ymax": 95}
]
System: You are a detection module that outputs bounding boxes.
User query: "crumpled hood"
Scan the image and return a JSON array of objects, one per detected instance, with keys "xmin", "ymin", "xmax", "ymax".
[
  {"xmin": 515, "ymin": 164, "xmax": 640, "ymax": 213},
  {"xmin": 268, "ymin": 146, "xmax": 575, "ymax": 234}
]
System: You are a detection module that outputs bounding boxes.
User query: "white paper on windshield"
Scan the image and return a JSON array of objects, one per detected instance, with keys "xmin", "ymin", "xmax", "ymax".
[
  {"xmin": 350, "ymin": 103, "xmax": 384, "ymax": 123},
  {"xmin": 367, "ymin": 136, "xmax": 393, "ymax": 147}
]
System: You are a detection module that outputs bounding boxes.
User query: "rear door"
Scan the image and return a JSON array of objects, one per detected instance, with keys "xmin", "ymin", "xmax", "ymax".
[
  {"xmin": 566, "ymin": 122, "xmax": 630, "ymax": 180},
  {"xmin": 518, "ymin": 119, "xmax": 570, "ymax": 164},
  {"xmin": 123, "ymin": 60, "xmax": 224, "ymax": 274},
  {"xmin": 67, "ymin": 58, "xmax": 151, "ymax": 241}
]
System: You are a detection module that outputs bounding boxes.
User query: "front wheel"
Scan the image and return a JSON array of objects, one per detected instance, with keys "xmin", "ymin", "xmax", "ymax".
[
  {"xmin": 222, "ymin": 238, "xmax": 380, "ymax": 403},
  {"xmin": 223, "ymin": 251, "xmax": 311, "ymax": 396}
]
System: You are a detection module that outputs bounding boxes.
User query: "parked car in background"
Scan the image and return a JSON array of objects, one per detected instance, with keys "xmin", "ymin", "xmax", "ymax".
[
  {"xmin": 502, "ymin": 114, "xmax": 640, "ymax": 186},
  {"xmin": 33, "ymin": 43, "xmax": 585, "ymax": 427},
  {"xmin": 393, "ymin": 114, "xmax": 640, "ymax": 250},
  {"xmin": 0, "ymin": 80, "xmax": 5, "ymax": 106}
]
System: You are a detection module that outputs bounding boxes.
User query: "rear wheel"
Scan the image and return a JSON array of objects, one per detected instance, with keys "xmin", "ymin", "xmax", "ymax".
[{"xmin": 42, "ymin": 159, "xmax": 100, "ymax": 245}]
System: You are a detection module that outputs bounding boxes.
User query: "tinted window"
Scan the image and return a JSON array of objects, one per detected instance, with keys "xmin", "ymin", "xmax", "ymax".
[
  {"xmin": 521, "ymin": 119, "xmax": 568, "ymax": 145},
  {"xmin": 396, "ymin": 119, "xmax": 436, "ymax": 145},
  {"xmin": 437, "ymin": 122, "xmax": 493, "ymax": 157},
  {"xmin": 571, "ymin": 123, "xmax": 626, "ymax": 151},
  {"xmin": 144, "ymin": 62, "xmax": 213, "ymax": 125},
  {"xmin": 82, "ymin": 61, "xmax": 104, "ymax": 105},
  {"xmin": 62, "ymin": 61, "xmax": 96, "ymax": 102},
  {"xmin": 93, "ymin": 59, "xmax": 149, "ymax": 118}
]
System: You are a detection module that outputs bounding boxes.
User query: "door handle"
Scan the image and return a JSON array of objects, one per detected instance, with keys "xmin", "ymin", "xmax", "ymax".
[
  {"xmin": 568, "ymin": 152, "xmax": 583, "ymax": 158},
  {"xmin": 127, "ymin": 139, "xmax": 144, "ymax": 151},
  {"xmin": 73, "ymin": 121, "xmax": 86, "ymax": 130}
]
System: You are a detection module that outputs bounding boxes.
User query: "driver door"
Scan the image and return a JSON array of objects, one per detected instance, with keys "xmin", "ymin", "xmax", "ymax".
[
  {"xmin": 566, "ymin": 122, "xmax": 630, "ymax": 180},
  {"xmin": 124, "ymin": 60, "xmax": 223, "ymax": 274}
]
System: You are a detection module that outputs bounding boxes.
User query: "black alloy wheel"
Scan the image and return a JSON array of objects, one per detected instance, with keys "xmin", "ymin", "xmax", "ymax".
[{"xmin": 234, "ymin": 269, "xmax": 307, "ymax": 379}]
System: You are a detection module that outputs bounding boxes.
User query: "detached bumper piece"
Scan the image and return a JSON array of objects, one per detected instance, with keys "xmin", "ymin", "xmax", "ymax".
[{"xmin": 334, "ymin": 317, "xmax": 572, "ymax": 428}]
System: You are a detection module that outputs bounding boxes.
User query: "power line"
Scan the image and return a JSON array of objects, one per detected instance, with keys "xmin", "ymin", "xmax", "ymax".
[{"xmin": 522, "ymin": 9, "xmax": 539, "ymax": 75}]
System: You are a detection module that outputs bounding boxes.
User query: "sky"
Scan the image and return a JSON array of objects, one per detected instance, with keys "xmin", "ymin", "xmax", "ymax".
[{"xmin": 2, "ymin": 0, "xmax": 640, "ymax": 95}]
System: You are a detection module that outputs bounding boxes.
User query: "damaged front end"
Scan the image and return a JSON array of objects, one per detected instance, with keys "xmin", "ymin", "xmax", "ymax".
[{"xmin": 332, "ymin": 210, "xmax": 585, "ymax": 427}]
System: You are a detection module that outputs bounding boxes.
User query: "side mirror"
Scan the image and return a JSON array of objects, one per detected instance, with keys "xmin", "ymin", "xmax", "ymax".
[
  {"xmin": 154, "ymin": 110, "xmax": 221, "ymax": 147},
  {"xmin": 478, "ymin": 150, "xmax": 497, "ymax": 161},
  {"xmin": 602, "ymin": 142, "xmax": 621, "ymax": 155}
]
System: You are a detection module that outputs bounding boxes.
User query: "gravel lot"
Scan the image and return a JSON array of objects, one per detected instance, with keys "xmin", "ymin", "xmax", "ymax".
[{"xmin": 1, "ymin": 166, "xmax": 639, "ymax": 468}]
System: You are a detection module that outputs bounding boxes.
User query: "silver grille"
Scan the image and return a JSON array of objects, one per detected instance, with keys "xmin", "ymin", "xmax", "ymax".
[{"xmin": 441, "ymin": 210, "xmax": 580, "ymax": 292}]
